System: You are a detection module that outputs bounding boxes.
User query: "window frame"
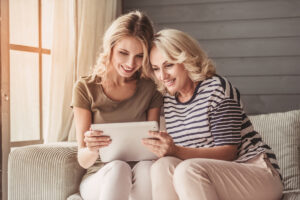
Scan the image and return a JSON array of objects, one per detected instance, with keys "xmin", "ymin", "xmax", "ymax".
[{"xmin": 1, "ymin": 0, "xmax": 51, "ymax": 198}]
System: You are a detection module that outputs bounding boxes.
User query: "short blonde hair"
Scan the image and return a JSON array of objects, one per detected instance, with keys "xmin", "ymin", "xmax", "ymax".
[
  {"xmin": 151, "ymin": 29, "xmax": 216, "ymax": 93},
  {"xmin": 93, "ymin": 10, "xmax": 154, "ymax": 80}
]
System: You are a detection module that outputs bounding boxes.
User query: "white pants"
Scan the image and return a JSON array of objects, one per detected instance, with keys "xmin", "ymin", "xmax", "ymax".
[
  {"xmin": 80, "ymin": 160, "xmax": 153, "ymax": 200},
  {"xmin": 151, "ymin": 154, "xmax": 283, "ymax": 200}
]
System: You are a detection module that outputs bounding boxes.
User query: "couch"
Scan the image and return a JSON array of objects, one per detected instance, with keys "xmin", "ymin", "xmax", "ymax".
[{"xmin": 8, "ymin": 109, "xmax": 300, "ymax": 200}]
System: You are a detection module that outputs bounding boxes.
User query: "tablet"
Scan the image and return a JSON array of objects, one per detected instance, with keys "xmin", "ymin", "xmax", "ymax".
[{"xmin": 91, "ymin": 121, "xmax": 159, "ymax": 162}]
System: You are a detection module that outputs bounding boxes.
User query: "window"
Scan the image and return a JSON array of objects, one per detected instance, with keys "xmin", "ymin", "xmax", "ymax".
[
  {"xmin": 1, "ymin": 0, "xmax": 53, "ymax": 198},
  {"xmin": 9, "ymin": 0, "xmax": 53, "ymax": 145}
]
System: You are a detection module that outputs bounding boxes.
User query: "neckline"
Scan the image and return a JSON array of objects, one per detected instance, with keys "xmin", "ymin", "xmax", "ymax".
[
  {"xmin": 100, "ymin": 78, "xmax": 141, "ymax": 104},
  {"xmin": 175, "ymin": 81, "xmax": 202, "ymax": 105}
]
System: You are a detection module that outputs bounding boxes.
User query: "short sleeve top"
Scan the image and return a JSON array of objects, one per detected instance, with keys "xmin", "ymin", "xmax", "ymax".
[
  {"xmin": 163, "ymin": 75, "xmax": 281, "ymax": 178},
  {"xmin": 71, "ymin": 75, "xmax": 163, "ymax": 123},
  {"xmin": 71, "ymin": 75, "xmax": 163, "ymax": 178}
]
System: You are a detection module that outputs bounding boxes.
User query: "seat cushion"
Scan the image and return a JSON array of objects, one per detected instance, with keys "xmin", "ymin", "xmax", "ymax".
[{"xmin": 249, "ymin": 110, "xmax": 300, "ymax": 197}]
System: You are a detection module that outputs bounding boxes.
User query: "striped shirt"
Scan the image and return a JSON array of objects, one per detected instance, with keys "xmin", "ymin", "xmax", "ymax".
[{"xmin": 164, "ymin": 75, "xmax": 281, "ymax": 176}]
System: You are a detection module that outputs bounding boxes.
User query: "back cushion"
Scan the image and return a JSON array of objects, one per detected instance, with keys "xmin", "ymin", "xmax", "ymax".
[{"xmin": 249, "ymin": 110, "xmax": 300, "ymax": 195}]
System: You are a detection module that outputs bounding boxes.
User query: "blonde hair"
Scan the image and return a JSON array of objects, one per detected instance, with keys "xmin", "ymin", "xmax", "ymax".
[
  {"xmin": 93, "ymin": 10, "xmax": 154, "ymax": 80},
  {"xmin": 151, "ymin": 29, "xmax": 216, "ymax": 93}
]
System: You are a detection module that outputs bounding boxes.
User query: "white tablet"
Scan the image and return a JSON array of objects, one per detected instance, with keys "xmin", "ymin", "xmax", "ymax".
[{"xmin": 91, "ymin": 121, "xmax": 159, "ymax": 162}]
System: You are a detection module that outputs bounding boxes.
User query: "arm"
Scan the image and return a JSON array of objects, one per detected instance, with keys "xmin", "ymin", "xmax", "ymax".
[
  {"xmin": 143, "ymin": 97, "xmax": 242, "ymax": 161},
  {"xmin": 147, "ymin": 107, "xmax": 161, "ymax": 122},
  {"xmin": 172, "ymin": 143, "xmax": 237, "ymax": 161},
  {"xmin": 73, "ymin": 107, "xmax": 111, "ymax": 169},
  {"xmin": 143, "ymin": 131, "xmax": 237, "ymax": 161}
]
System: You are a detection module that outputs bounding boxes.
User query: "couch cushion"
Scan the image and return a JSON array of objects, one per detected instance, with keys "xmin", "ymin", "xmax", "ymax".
[
  {"xmin": 249, "ymin": 110, "xmax": 300, "ymax": 195},
  {"xmin": 8, "ymin": 142, "xmax": 85, "ymax": 200}
]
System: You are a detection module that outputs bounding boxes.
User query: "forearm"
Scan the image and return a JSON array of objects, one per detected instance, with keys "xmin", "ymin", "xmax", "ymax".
[
  {"xmin": 77, "ymin": 147, "xmax": 99, "ymax": 169},
  {"xmin": 171, "ymin": 145, "xmax": 238, "ymax": 161}
]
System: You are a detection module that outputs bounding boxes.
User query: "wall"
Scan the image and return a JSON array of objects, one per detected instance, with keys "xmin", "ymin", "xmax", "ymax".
[{"xmin": 123, "ymin": 0, "xmax": 300, "ymax": 114}]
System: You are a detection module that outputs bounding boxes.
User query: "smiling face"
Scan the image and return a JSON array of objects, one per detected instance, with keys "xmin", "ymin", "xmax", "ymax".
[
  {"xmin": 110, "ymin": 36, "xmax": 144, "ymax": 78},
  {"xmin": 150, "ymin": 46, "xmax": 194, "ymax": 96}
]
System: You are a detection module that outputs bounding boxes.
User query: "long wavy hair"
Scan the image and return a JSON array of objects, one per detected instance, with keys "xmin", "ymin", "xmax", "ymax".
[
  {"xmin": 150, "ymin": 29, "xmax": 216, "ymax": 93},
  {"xmin": 92, "ymin": 10, "xmax": 154, "ymax": 81}
]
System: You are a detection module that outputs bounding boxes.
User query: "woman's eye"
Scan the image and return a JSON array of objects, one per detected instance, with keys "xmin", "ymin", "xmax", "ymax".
[
  {"xmin": 152, "ymin": 67, "xmax": 159, "ymax": 71},
  {"xmin": 119, "ymin": 51, "xmax": 128, "ymax": 55},
  {"xmin": 166, "ymin": 63, "xmax": 174, "ymax": 67},
  {"xmin": 137, "ymin": 54, "xmax": 143, "ymax": 58}
]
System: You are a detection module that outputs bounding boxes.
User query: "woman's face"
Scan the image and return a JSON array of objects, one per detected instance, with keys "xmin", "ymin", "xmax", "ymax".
[
  {"xmin": 110, "ymin": 36, "xmax": 144, "ymax": 78},
  {"xmin": 150, "ymin": 46, "xmax": 192, "ymax": 95}
]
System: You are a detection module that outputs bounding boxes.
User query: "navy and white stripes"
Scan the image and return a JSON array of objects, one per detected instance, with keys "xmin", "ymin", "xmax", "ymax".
[{"xmin": 164, "ymin": 75, "xmax": 281, "ymax": 176}]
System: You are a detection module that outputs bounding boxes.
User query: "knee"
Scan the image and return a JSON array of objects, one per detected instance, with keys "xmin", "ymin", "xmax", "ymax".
[
  {"xmin": 134, "ymin": 160, "xmax": 153, "ymax": 170},
  {"xmin": 107, "ymin": 160, "xmax": 131, "ymax": 175},
  {"xmin": 133, "ymin": 161, "xmax": 153, "ymax": 175},
  {"xmin": 173, "ymin": 160, "xmax": 193, "ymax": 183},
  {"xmin": 151, "ymin": 156, "xmax": 180, "ymax": 177},
  {"xmin": 173, "ymin": 159, "xmax": 208, "ymax": 185}
]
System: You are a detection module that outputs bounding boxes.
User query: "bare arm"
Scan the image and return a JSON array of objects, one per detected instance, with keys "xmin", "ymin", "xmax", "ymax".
[
  {"xmin": 147, "ymin": 107, "xmax": 161, "ymax": 122},
  {"xmin": 143, "ymin": 131, "xmax": 237, "ymax": 161},
  {"xmin": 73, "ymin": 107, "xmax": 110, "ymax": 169},
  {"xmin": 172, "ymin": 144, "xmax": 237, "ymax": 161}
]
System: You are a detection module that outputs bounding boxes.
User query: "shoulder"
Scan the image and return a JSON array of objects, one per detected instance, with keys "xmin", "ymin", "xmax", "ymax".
[
  {"xmin": 138, "ymin": 78, "xmax": 158, "ymax": 92},
  {"xmin": 200, "ymin": 75, "xmax": 240, "ymax": 98},
  {"xmin": 199, "ymin": 75, "xmax": 242, "ymax": 107},
  {"xmin": 138, "ymin": 78, "xmax": 156, "ymax": 87},
  {"xmin": 74, "ymin": 75, "xmax": 100, "ymax": 91},
  {"xmin": 199, "ymin": 75, "xmax": 225, "ymax": 92},
  {"xmin": 137, "ymin": 78, "xmax": 163, "ymax": 105}
]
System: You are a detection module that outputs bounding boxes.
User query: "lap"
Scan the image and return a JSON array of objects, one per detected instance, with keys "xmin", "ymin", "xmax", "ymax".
[{"xmin": 172, "ymin": 154, "xmax": 283, "ymax": 200}]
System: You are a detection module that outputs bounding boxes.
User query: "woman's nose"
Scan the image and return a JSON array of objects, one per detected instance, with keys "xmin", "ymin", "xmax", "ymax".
[
  {"xmin": 126, "ymin": 56, "xmax": 135, "ymax": 67},
  {"xmin": 160, "ymin": 70, "xmax": 167, "ymax": 80}
]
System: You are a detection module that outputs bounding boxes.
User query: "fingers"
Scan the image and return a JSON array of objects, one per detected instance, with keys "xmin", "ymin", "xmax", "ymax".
[
  {"xmin": 148, "ymin": 131, "xmax": 167, "ymax": 141},
  {"xmin": 149, "ymin": 131, "xmax": 174, "ymax": 145},
  {"xmin": 142, "ymin": 137, "xmax": 161, "ymax": 146},
  {"xmin": 142, "ymin": 138, "xmax": 168, "ymax": 158},
  {"xmin": 143, "ymin": 131, "xmax": 176, "ymax": 157},
  {"xmin": 84, "ymin": 130, "xmax": 111, "ymax": 151},
  {"xmin": 84, "ymin": 135, "xmax": 110, "ymax": 143},
  {"xmin": 84, "ymin": 130, "xmax": 103, "ymax": 137},
  {"xmin": 142, "ymin": 140, "xmax": 164, "ymax": 158},
  {"xmin": 85, "ymin": 142, "xmax": 111, "ymax": 152}
]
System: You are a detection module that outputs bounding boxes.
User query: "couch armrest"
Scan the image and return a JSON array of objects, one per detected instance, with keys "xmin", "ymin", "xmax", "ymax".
[{"xmin": 8, "ymin": 142, "xmax": 86, "ymax": 200}]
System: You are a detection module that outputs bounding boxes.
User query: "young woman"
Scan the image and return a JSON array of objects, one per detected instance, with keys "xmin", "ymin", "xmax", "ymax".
[
  {"xmin": 71, "ymin": 11, "xmax": 162, "ymax": 200},
  {"xmin": 143, "ymin": 29, "xmax": 283, "ymax": 200}
]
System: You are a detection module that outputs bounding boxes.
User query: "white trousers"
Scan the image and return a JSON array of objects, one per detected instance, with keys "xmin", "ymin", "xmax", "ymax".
[
  {"xmin": 151, "ymin": 153, "xmax": 283, "ymax": 200},
  {"xmin": 80, "ymin": 160, "xmax": 153, "ymax": 200}
]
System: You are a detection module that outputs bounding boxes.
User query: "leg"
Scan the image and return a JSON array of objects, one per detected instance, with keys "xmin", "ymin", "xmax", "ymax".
[
  {"xmin": 130, "ymin": 160, "xmax": 154, "ymax": 200},
  {"xmin": 150, "ymin": 156, "xmax": 182, "ymax": 200},
  {"xmin": 80, "ymin": 160, "xmax": 132, "ymax": 200},
  {"xmin": 173, "ymin": 154, "xmax": 283, "ymax": 200}
]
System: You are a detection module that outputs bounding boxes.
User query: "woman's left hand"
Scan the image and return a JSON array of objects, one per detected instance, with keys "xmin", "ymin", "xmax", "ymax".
[{"xmin": 142, "ymin": 131, "xmax": 177, "ymax": 158}]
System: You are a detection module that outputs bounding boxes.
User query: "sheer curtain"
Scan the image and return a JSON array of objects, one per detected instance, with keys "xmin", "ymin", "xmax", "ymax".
[{"xmin": 46, "ymin": 0, "xmax": 121, "ymax": 142}]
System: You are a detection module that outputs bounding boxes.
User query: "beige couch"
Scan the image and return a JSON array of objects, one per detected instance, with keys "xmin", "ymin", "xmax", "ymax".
[{"xmin": 8, "ymin": 110, "xmax": 300, "ymax": 200}]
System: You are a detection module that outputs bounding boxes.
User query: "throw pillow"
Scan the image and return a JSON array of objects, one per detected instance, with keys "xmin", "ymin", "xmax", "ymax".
[{"xmin": 249, "ymin": 110, "xmax": 300, "ymax": 195}]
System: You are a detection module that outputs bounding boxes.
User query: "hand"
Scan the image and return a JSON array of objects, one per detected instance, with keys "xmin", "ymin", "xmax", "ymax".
[
  {"xmin": 142, "ymin": 131, "xmax": 177, "ymax": 158},
  {"xmin": 84, "ymin": 129, "xmax": 111, "ymax": 152}
]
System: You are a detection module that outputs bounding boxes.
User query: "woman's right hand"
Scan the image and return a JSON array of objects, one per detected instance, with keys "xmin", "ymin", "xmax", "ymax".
[{"xmin": 84, "ymin": 129, "xmax": 111, "ymax": 152}]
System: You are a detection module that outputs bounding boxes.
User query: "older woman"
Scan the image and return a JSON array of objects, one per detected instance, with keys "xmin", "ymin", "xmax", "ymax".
[{"xmin": 142, "ymin": 29, "xmax": 283, "ymax": 200}]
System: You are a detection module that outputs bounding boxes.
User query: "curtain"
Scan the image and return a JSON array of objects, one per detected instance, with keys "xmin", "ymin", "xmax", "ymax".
[{"xmin": 46, "ymin": 0, "xmax": 121, "ymax": 143}]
